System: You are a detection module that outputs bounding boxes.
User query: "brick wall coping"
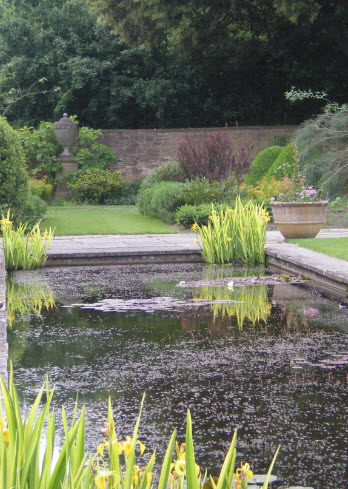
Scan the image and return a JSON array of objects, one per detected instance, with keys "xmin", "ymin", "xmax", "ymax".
[{"xmin": 101, "ymin": 125, "xmax": 298, "ymax": 134}]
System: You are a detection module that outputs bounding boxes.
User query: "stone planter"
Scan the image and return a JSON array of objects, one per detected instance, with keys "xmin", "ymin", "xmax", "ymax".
[{"xmin": 270, "ymin": 201, "xmax": 328, "ymax": 239}]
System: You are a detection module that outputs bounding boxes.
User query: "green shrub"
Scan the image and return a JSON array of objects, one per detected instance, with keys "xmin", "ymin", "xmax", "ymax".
[
  {"xmin": 20, "ymin": 120, "xmax": 117, "ymax": 185},
  {"xmin": 268, "ymin": 134, "xmax": 291, "ymax": 147},
  {"xmin": 28, "ymin": 178, "xmax": 53, "ymax": 200},
  {"xmin": 176, "ymin": 203, "xmax": 229, "ymax": 228},
  {"xmin": 15, "ymin": 193, "xmax": 47, "ymax": 228},
  {"xmin": 104, "ymin": 178, "xmax": 143, "ymax": 205},
  {"xmin": 265, "ymin": 143, "xmax": 296, "ymax": 181},
  {"xmin": 137, "ymin": 162, "xmax": 185, "ymax": 211},
  {"xmin": 138, "ymin": 181, "xmax": 184, "ymax": 223},
  {"xmin": 0, "ymin": 116, "xmax": 28, "ymax": 210},
  {"xmin": 218, "ymin": 171, "xmax": 240, "ymax": 203},
  {"xmin": 72, "ymin": 126, "xmax": 117, "ymax": 170},
  {"xmin": 295, "ymin": 106, "xmax": 348, "ymax": 197},
  {"xmin": 181, "ymin": 178, "xmax": 223, "ymax": 205},
  {"xmin": 20, "ymin": 122, "xmax": 62, "ymax": 183},
  {"xmin": 68, "ymin": 168, "xmax": 123, "ymax": 204},
  {"xmin": 139, "ymin": 161, "xmax": 185, "ymax": 191},
  {"xmin": 245, "ymin": 146, "xmax": 283, "ymax": 186}
]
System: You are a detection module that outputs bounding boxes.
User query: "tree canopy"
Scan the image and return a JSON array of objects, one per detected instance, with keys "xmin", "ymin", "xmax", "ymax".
[{"xmin": 0, "ymin": 0, "xmax": 346, "ymax": 128}]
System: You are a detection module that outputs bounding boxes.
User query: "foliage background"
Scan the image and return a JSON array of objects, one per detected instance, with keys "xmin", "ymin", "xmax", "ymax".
[{"xmin": 0, "ymin": 0, "xmax": 346, "ymax": 129}]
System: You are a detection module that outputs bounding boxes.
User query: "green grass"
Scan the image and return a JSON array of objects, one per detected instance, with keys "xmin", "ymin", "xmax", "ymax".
[
  {"xmin": 290, "ymin": 237, "xmax": 348, "ymax": 261},
  {"xmin": 41, "ymin": 205, "xmax": 177, "ymax": 235}
]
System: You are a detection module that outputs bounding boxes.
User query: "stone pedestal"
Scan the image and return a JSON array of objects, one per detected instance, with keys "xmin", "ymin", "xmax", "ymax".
[{"xmin": 55, "ymin": 156, "xmax": 79, "ymax": 197}]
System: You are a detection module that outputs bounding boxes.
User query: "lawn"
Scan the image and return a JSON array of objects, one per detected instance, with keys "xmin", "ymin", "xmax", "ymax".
[
  {"xmin": 41, "ymin": 205, "xmax": 177, "ymax": 235},
  {"xmin": 289, "ymin": 237, "xmax": 348, "ymax": 261}
]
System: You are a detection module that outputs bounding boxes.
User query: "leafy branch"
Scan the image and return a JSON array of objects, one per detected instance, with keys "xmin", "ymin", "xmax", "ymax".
[
  {"xmin": 284, "ymin": 86, "xmax": 341, "ymax": 113},
  {"xmin": 0, "ymin": 66, "xmax": 60, "ymax": 116}
]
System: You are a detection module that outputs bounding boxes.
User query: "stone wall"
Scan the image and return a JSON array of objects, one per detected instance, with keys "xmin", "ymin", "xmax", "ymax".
[
  {"xmin": 99, "ymin": 125, "xmax": 297, "ymax": 180},
  {"xmin": 0, "ymin": 243, "xmax": 8, "ymax": 385}
]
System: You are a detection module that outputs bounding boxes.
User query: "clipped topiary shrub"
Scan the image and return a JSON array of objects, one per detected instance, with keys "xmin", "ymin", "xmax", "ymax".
[
  {"xmin": 245, "ymin": 146, "xmax": 283, "ymax": 186},
  {"xmin": 137, "ymin": 161, "xmax": 185, "ymax": 210},
  {"xmin": 0, "ymin": 116, "xmax": 28, "ymax": 211},
  {"xmin": 265, "ymin": 143, "xmax": 296, "ymax": 181},
  {"xmin": 138, "ymin": 181, "xmax": 184, "ymax": 223}
]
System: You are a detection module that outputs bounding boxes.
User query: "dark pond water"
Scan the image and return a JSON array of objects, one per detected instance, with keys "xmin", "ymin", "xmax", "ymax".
[{"xmin": 5, "ymin": 264, "xmax": 348, "ymax": 489}]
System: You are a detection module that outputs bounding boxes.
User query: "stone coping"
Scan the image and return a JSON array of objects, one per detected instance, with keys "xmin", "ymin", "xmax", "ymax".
[
  {"xmin": 101, "ymin": 125, "xmax": 297, "ymax": 134},
  {"xmin": 45, "ymin": 230, "xmax": 348, "ymax": 295}
]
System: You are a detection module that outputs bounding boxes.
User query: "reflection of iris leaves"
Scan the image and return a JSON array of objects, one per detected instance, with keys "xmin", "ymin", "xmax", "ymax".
[
  {"xmin": 6, "ymin": 276, "xmax": 56, "ymax": 327},
  {"xmin": 195, "ymin": 285, "xmax": 271, "ymax": 328}
]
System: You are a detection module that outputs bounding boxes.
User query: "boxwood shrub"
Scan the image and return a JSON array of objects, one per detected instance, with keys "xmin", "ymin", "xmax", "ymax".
[
  {"xmin": 138, "ymin": 181, "xmax": 184, "ymax": 223},
  {"xmin": 265, "ymin": 143, "xmax": 296, "ymax": 180},
  {"xmin": 245, "ymin": 146, "xmax": 283, "ymax": 186}
]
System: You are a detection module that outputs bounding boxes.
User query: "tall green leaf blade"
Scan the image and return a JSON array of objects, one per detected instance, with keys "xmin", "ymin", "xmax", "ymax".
[
  {"xmin": 157, "ymin": 429, "xmax": 176, "ymax": 489},
  {"xmin": 216, "ymin": 430, "xmax": 237, "ymax": 489},
  {"xmin": 185, "ymin": 410, "xmax": 200, "ymax": 489},
  {"xmin": 262, "ymin": 446, "xmax": 280, "ymax": 489},
  {"xmin": 123, "ymin": 394, "xmax": 145, "ymax": 489}
]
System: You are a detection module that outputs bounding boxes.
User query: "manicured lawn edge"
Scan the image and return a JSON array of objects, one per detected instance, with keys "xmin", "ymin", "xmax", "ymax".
[
  {"xmin": 289, "ymin": 237, "xmax": 348, "ymax": 261},
  {"xmin": 41, "ymin": 205, "xmax": 177, "ymax": 235}
]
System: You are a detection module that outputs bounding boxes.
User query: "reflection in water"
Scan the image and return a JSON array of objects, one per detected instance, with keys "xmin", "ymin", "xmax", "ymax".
[
  {"xmin": 6, "ymin": 264, "xmax": 348, "ymax": 489},
  {"xmin": 6, "ymin": 275, "xmax": 56, "ymax": 326},
  {"xmin": 195, "ymin": 284, "xmax": 271, "ymax": 328}
]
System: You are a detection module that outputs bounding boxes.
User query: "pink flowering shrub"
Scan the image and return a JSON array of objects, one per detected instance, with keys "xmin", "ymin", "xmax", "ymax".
[{"xmin": 177, "ymin": 131, "xmax": 252, "ymax": 182}]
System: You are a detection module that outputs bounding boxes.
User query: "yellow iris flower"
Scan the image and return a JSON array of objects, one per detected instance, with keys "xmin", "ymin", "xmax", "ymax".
[
  {"xmin": 95, "ymin": 471, "xmax": 115, "ymax": 489},
  {"xmin": 97, "ymin": 442, "xmax": 105, "ymax": 458},
  {"xmin": 112, "ymin": 440, "xmax": 123, "ymax": 456},
  {"xmin": 3, "ymin": 428, "xmax": 10, "ymax": 445}
]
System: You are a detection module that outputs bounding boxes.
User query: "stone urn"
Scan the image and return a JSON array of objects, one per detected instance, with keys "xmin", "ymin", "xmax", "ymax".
[
  {"xmin": 53, "ymin": 113, "xmax": 78, "ymax": 157},
  {"xmin": 270, "ymin": 201, "xmax": 329, "ymax": 239}
]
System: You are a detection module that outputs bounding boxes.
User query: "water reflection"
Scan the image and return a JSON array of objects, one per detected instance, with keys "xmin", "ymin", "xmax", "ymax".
[
  {"xmin": 5, "ymin": 264, "xmax": 348, "ymax": 489},
  {"xmin": 6, "ymin": 274, "xmax": 56, "ymax": 327},
  {"xmin": 194, "ymin": 285, "xmax": 271, "ymax": 328}
]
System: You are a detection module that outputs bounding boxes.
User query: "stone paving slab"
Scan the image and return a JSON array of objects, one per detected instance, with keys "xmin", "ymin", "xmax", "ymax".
[{"xmin": 48, "ymin": 233, "xmax": 200, "ymax": 254}]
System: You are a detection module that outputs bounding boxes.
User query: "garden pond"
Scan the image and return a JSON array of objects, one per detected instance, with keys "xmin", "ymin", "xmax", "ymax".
[{"xmin": 3, "ymin": 263, "xmax": 348, "ymax": 489}]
